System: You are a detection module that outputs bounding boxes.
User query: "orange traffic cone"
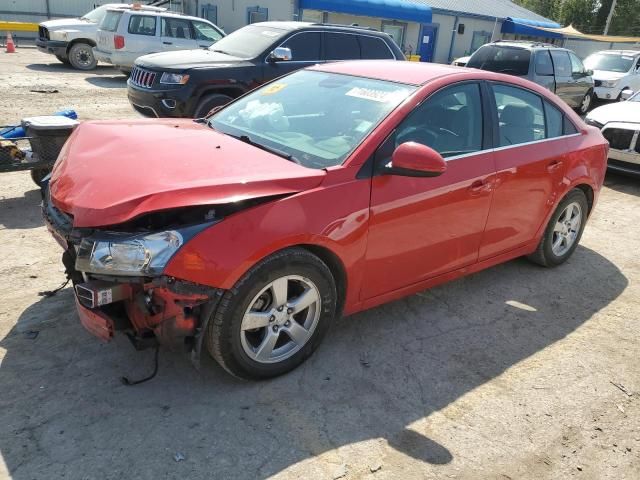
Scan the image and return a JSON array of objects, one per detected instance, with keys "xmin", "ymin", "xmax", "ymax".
[{"xmin": 6, "ymin": 32, "xmax": 16, "ymax": 53}]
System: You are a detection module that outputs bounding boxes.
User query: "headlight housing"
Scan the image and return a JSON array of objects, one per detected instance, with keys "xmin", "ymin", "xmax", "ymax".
[
  {"xmin": 160, "ymin": 72, "xmax": 190, "ymax": 85},
  {"xmin": 49, "ymin": 30, "xmax": 68, "ymax": 41},
  {"xmin": 602, "ymin": 80, "xmax": 618, "ymax": 88}
]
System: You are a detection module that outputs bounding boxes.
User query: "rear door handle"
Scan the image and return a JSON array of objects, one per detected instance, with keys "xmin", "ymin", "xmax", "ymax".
[
  {"xmin": 163, "ymin": 41, "xmax": 172, "ymax": 45},
  {"xmin": 547, "ymin": 160, "xmax": 563, "ymax": 172}
]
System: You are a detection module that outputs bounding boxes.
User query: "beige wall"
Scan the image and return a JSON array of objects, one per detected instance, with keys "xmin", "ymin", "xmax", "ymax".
[{"xmin": 200, "ymin": 0, "xmax": 295, "ymax": 33}]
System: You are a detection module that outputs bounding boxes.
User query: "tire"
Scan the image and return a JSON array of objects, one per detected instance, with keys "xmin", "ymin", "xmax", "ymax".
[
  {"xmin": 30, "ymin": 167, "xmax": 51, "ymax": 187},
  {"xmin": 67, "ymin": 42, "xmax": 97, "ymax": 71},
  {"xmin": 193, "ymin": 93, "xmax": 233, "ymax": 118},
  {"xmin": 55, "ymin": 54, "xmax": 70, "ymax": 65},
  {"xmin": 206, "ymin": 248, "xmax": 337, "ymax": 380},
  {"xmin": 527, "ymin": 189, "xmax": 589, "ymax": 267},
  {"xmin": 120, "ymin": 69, "xmax": 131, "ymax": 77},
  {"xmin": 576, "ymin": 90, "xmax": 593, "ymax": 115}
]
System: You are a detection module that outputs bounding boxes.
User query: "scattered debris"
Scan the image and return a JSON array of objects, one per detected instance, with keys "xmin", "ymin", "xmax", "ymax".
[
  {"xmin": 610, "ymin": 381, "xmax": 633, "ymax": 397},
  {"xmin": 332, "ymin": 464, "xmax": 348, "ymax": 479},
  {"xmin": 174, "ymin": 452, "xmax": 185, "ymax": 462},
  {"xmin": 23, "ymin": 330, "xmax": 39, "ymax": 340},
  {"xmin": 30, "ymin": 88, "xmax": 59, "ymax": 94},
  {"xmin": 617, "ymin": 404, "xmax": 625, "ymax": 413},
  {"xmin": 369, "ymin": 462, "xmax": 383, "ymax": 473},
  {"xmin": 576, "ymin": 465, "xmax": 583, "ymax": 471}
]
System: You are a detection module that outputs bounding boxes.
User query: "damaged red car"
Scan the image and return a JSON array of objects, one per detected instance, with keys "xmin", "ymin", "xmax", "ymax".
[{"xmin": 43, "ymin": 61, "xmax": 608, "ymax": 379}]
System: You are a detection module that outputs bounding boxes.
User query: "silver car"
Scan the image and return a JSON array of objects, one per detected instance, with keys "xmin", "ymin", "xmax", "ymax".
[{"xmin": 94, "ymin": 7, "xmax": 224, "ymax": 74}]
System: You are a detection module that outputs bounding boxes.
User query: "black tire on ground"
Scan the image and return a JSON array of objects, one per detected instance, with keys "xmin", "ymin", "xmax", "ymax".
[
  {"xmin": 206, "ymin": 247, "xmax": 337, "ymax": 380},
  {"xmin": 576, "ymin": 90, "xmax": 593, "ymax": 115},
  {"xmin": 193, "ymin": 93, "xmax": 233, "ymax": 118},
  {"xmin": 527, "ymin": 188, "xmax": 589, "ymax": 267},
  {"xmin": 68, "ymin": 42, "xmax": 97, "ymax": 70},
  {"xmin": 120, "ymin": 69, "xmax": 131, "ymax": 77},
  {"xmin": 30, "ymin": 167, "xmax": 51, "ymax": 187},
  {"xmin": 55, "ymin": 54, "xmax": 70, "ymax": 65}
]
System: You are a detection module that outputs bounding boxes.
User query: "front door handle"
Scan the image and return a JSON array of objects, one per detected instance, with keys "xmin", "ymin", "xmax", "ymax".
[
  {"xmin": 163, "ymin": 41, "xmax": 173, "ymax": 45},
  {"xmin": 547, "ymin": 160, "xmax": 563, "ymax": 172}
]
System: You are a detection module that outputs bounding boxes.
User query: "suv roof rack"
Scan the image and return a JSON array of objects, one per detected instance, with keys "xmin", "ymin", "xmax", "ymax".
[
  {"xmin": 313, "ymin": 22, "xmax": 379, "ymax": 32},
  {"xmin": 494, "ymin": 39, "xmax": 556, "ymax": 48}
]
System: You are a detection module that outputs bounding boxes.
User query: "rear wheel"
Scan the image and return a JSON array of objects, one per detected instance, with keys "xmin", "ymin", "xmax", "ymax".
[
  {"xmin": 68, "ymin": 42, "xmax": 97, "ymax": 70},
  {"xmin": 527, "ymin": 189, "xmax": 588, "ymax": 267},
  {"xmin": 193, "ymin": 93, "xmax": 233, "ymax": 118},
  {"xmin": 206, "ymin": 248, "xmax": 337, "ymax": 379}
]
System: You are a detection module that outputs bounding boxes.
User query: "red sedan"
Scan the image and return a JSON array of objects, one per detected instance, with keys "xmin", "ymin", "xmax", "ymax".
[{"xmin": 44, "ymin": 61, "xmax": 608, "ymax": 379}]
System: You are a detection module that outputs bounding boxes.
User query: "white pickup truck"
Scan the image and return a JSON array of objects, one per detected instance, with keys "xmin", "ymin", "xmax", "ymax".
[{"xmin": 36, "ymin": 3, "xmax": 164, "ymax": 70}]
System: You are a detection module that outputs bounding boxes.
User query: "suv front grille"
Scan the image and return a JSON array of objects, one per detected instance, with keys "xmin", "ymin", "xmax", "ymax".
[
  {"xmin": 130, "ymin": 66, "xmax": 157, "ymax": 89},
  {"xmin": 39, "ymin": 26, "xmax": 49, "ymax": 40},
  {"xmin": 602, "ymin": 127, "xmax": 636, "ymax": 150}
]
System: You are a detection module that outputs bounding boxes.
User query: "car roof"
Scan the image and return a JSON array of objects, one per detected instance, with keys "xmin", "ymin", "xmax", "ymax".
[
  {"xmin": 106, "ymin": 7, "xmax": 212, "ymax": 21},
  {"xmin": 594, "ymin": 50, "xmax": 640, "ymax": 56},
  {"xmin": 106, "ymin": 4, "xmax": 165, "ymax": 12},
  {"xmin": 485, "ymin": 41, "xmax": 563, "ymax": 51},
  {"xmin": 311, "ymin": 61, "xmax": 478, "ymax": 86},
  {"xmin": 249, "ymin": 20, "xmax": 388, "ymax": 35}
]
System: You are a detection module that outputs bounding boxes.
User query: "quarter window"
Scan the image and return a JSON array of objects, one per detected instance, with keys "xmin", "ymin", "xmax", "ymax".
[
  {"xmin": 393, "ymin": 83, "xmax": 484, "ymax": 158},
  {"xmin": 162, "ymin": 18, "xmax": 192, "ymax": 39},
  {"xmin": 128, "ymin": 15, "xmax": 156, "ymax": 36},
  {"xmin": 493, "ymin": 84, "xmax": 545, "ymax": 146},
  {"xmin": 359, "ymin": 36, "xmax": 394, "ymax": 59},
  {"xmin": 550, "ymin": 50, "xmax": 571, "ymax": 77},
  {"xmin": 324, "ymin": 33, "xmax": 360, "ymax": 60},
  {"xmin": 280, "ymin": 32, "xmax": 321, "ymax": 61},
  {"xmin": 100, "ymin": 11, "xmax": 123, "ymax": 32}
]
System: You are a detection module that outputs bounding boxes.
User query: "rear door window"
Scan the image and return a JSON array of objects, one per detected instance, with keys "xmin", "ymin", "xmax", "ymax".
[
  {"xmin": 324, "ymin": 33, "xmax": 360, "ymax": 60},
  {"xmin": 128, "ymin": 15, "xmax": 157, "ymax": 36},
  {"xmin": 466, "ymin": 46, "xmax": 531, "ymax": 76},
  {"xmin": 359, "ymin": 35, "xmax": 395, "ymax": 59},
  {"xmin": 535, "ymin": 50, "xmax": 554, "ymax": 76},
  {"xmin": 544, "ymin": 101, "xmax": 563, "ymax": 138},
  {"xmin": 280, "ymin": 32, "xmax": 321, "ymax": 61},
  {"xmin": 550, "ymin": 50, "xmax": 572, "ymax": 77},
  {"xmin": 100, "ymin": 11, "xmax": 123, "ymax": 32},
  {"xmin": 492, "ymin": 84, "xmax": 546, "ymax": 146}
]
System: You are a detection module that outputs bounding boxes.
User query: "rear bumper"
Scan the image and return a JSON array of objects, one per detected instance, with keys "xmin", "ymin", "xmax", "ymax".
[
  {"xmin": 127, "ymin": 83, "xmax": 195, "ymax": 118},
  {"xmin": 36, "ymin": 39, "xmax": 68, "ymax": 57},
  {"xmin": 93, "ymin": 48, "xmax": 137, "ymax": 69}
]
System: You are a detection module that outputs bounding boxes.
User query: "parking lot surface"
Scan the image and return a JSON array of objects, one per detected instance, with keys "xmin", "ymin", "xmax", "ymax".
[{"xmin": 0, "ymin": 50, "xmax": 639, "ymax": 480}]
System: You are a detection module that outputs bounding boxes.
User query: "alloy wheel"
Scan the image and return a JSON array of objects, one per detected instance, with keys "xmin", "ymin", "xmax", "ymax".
[
  {"xmin": 551, "ymin": 201, "xmax": 582, "ymax": 256},
  {"xmin": 240, "ymin": 275, "xmax": 321, "ymax": 364}
]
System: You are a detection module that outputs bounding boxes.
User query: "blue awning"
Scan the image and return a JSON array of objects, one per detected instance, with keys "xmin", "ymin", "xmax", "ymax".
[
  {"xmin": 300, "ymin": 0, "xmax": 432, "ymax": 24},
  {"xmin": 502, "ymin": 17, "xmax": 563, "ymax": 39}
]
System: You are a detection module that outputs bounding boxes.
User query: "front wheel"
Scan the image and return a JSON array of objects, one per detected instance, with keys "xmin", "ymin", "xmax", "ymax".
[
  {"xmin": 68, "ymin": 42, "xmax": 97, "ymax": 70},
  {"xmin": 527, "ymin": 189, "xmax": 588, "ymax": 267},
  {"xmin": 193, "ymin": 93, "xmax": 233, "ymax": 118},
  {"xmin": 576, "ymin": 91, "xmax": 593, "ymax": 115},
  {"xmin": 206, "ymin": 248, "xmax": 337, "ymax": 379}
]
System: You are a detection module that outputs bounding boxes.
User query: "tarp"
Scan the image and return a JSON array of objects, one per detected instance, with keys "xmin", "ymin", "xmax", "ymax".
[
  {"xmin": 503, "ymin": 18, "xmax": 640, "ymax": 44},
  {"xmin": 501, "ymin": 17, "xmax": 562, "ymax": 39},
  {"xmin": 299, "ymin": 0, "xmax": 432, "ymax": 24}
]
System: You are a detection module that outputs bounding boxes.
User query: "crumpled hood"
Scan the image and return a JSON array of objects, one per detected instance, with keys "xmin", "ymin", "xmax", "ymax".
[
  {"xmin": 50, "ymin": 119, "xmax": 325, "ymax": 228},
  {"xmin": 587, "ymin": 100, "xmax": 640, "ymax": 125},
  {"xmin": 135, "ymin": 49, "xmax": 250, "ymax": 71},
  {"xmin": 592, "ymin": 70, "xmax": 626, "ymax": 82},
  {"xmin": 40, "ymin": 18, "xmax": 93, "ymax": 31}
]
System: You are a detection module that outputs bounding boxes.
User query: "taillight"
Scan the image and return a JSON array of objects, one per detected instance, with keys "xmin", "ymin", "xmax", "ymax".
[{"xmin": 114, "ymin": 35, "xmax": 125, "ymax": 50}]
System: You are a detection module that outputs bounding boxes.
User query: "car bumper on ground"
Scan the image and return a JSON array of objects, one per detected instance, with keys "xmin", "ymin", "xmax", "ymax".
[
  {"xmin": 594, "ymin": 85, "xmax": 622, "ymax": 100},
  {"xmin": 93, "ymin": 48, "xmax": 137, "ymax": 70},
  {"xmin": 127, "ymin": 83, "xmax": 193, "ymax": 118},
  {"xmin": 36, "ymin": 39, "xmax": 68, "ymax": 57}
]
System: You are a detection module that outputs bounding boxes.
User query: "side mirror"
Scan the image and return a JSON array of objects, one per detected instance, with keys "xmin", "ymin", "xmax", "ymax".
[
  {"xmin": 586, "ymin": 69, "xmax": 594, "ymax": 77},
  {"xmin": 621, "ymin": 89, "xmax": 635, "ymax": 101},
  {"xmin": 385, "ymin": 142, "xmax": 446, "ymax": 177},
  {"xmin": 267, "ymin": 47, "xmax": 292, "ymax": 63}
]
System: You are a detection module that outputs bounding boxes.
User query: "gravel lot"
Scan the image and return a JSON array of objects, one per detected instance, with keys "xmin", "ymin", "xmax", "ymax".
[{"xmin": 0, "ymin": 49, "xmax": 639, "ymax": 480}]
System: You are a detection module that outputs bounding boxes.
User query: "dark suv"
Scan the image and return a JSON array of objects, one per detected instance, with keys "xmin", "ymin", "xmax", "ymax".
[
  {"xmin": 467, "ymin": 41, "xmax": 595, "ymax": 114},
  {"xmin": 127, "ymin": 21, "xmax": 405, "ymax": 118}
]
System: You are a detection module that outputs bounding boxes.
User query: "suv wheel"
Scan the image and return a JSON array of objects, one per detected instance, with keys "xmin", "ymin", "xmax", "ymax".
[
  {"xmin": 577, "ymin": 90, "xmax": 593, "ymax": 114},
  {"xmin": 68, "ymin": 42, "xmax": 97, "ymax": 70},
  {"xmin": 194, "ymin": 94, "xmax": 233, "ymax": 118}
]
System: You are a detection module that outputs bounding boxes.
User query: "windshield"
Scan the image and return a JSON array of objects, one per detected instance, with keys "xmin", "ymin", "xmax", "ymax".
[
  {"xmin": 208, "ymin": 25, "xmax": 286, "ymax": 58},
  {"xmin": 467, "ymin": 46, "xmax": 531, "ymax": 76},
  {"xmin": 81, "ymin": 5, "xmax": 109, "ymax": 23},
  {"xmin": 584, "ymin": 53, "xmax": 635, "ymax": 73},
  {"xmin": 209, "ymin": 70, "xmax": 416, "ymax": 169}
]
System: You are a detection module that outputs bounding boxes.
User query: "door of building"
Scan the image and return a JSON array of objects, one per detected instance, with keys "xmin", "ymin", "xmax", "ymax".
[{"xmin": 419, "ymin": 24, "xmax": 437, "ymax": 62}]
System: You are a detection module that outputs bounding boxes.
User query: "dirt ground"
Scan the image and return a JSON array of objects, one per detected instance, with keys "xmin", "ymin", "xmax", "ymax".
[{"xmin": 0, "ymin": 49, "xmax": 639, "ymax": 480}]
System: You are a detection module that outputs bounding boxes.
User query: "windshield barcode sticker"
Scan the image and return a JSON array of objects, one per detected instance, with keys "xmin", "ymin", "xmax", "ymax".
[{"xmin": 345, "ymin": 87, "xmax": 403, "ymax": 103}]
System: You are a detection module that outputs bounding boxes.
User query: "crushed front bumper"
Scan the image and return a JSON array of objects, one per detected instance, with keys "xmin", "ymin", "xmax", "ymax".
[{"xmin": 36, "ymin": 39, "xmax": 68, "ymax": 57}]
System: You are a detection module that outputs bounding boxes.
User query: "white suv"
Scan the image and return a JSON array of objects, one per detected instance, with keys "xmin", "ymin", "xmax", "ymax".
[
  {"xmin": 36, "ymin": 3, "xmax": 165, "ymax": 70},
  {"xmin": 584, "ymin": 50, "xmax": 640, "ymax": 101},
  {"xmin": 94, "ymin": 7, "xmax": 224, "ymax": 74}
]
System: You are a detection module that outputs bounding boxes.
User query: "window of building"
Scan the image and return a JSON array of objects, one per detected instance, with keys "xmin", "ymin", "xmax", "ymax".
[
  {"xmin": 470, "ymin": 31, "xmax": 491, "ymax": 54},
  {"xmin": 381, "ymin": 21, "xmax": 406, "ymax": 48},
  {"xmin": 247, "ymin": 6, "xmax": 268, "ymax": 24},
  {"xmin": 128, "ymin": 15, "xmax": 157, "ymax": 36}
]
